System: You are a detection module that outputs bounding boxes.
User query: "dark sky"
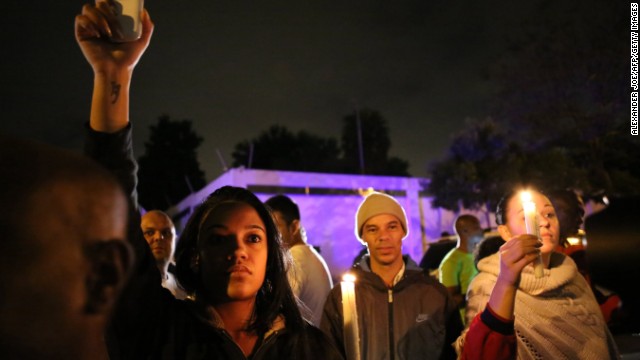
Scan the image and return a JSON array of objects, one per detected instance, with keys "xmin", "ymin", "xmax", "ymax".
[{"xmin": 3, "ymin": 1, "xmax": 546, "ymax": 179}]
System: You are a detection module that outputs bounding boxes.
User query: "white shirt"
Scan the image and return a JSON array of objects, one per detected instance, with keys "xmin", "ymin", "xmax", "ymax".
[
  {"xmin": 288, "ymin": 244, "xmax": 333, "ymax": 326},
  {"xmin": 162, "ymin": 271, "xmax": 188, "ymax": 300}
]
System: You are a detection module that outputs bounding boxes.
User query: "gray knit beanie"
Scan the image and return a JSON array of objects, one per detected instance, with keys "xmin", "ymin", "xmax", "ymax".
[{"xmin": 355, "ymin": 192, "xmax": 408, "ymax": 239}]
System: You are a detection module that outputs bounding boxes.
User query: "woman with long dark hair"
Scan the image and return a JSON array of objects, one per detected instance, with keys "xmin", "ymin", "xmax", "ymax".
[{"xmin": 172, "ymin": 186, "xmax": 312, "ymax": 354}]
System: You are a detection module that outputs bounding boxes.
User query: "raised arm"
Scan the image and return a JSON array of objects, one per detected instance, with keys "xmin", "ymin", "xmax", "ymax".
[
  {"xmin": 75, "ymin": 0, "xmax": 153, "ymax": 133},
  {"xmin": 76, "ymin": 5, "xmax": 167, "ymax": 358},
  {"xmin": 76, "ymin": 1, "xmax": 153, "ymax": 201}
]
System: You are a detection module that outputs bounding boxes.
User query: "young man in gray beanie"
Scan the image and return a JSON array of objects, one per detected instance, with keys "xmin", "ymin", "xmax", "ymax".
[{"xmin": 321, "ymin": 192, "xmax": 462, "ymax": 360}]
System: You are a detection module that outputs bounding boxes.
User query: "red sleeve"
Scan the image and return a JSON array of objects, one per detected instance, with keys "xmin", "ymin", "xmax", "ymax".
[{"xmin": 461, "ymin": 305, "xmax": 517, "ymax": 360}]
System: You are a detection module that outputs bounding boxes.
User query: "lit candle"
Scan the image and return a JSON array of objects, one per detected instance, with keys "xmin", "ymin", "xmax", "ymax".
[
  {"xmin": 341, "ymin": 273, "xmax": 361, "ymax": 360},
  {"xmin": 520, "ymin": 191, "xmax": 544, "ymax": 278}
]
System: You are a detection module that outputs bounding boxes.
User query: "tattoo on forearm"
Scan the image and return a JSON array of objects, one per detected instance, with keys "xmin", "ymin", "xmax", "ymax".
[{"xmin": 110, "ymin": 81, "xmax": 121, "ymax": 104}]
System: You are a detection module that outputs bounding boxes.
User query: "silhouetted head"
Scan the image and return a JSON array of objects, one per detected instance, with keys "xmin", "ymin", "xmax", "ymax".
[
  {"xmin": 454, "ymin": 214, "xmax": 483, "ymax": 252},
  {"xmin": 473, "ymin": 236, "xmax": 506, "ymax": 267},
  {"xmin": 0, "ymin": 136, "xmax": 131, "ymax": 359},
  {"xmin": 265, "ymin": 194, "xmax": 301, "ymax": 248},
  {"xmin": 547, "ymin": 189, "xmax": 585, "ymax": 246}
]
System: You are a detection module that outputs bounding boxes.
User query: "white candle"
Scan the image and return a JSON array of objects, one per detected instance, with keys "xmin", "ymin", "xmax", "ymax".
[
  {"xmin": 341, "ymin": 273, "xmax": 361, "ymax": 360},
  {"xmin": 521, "ymin": 191, "xmax": 544, "ymax": 278}
]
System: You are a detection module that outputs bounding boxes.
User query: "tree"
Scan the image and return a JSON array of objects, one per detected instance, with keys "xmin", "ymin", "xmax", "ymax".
[
  {"xmin": 492, "ymin": 0, "xmax": 626, "ymax": 140},
  {"xmin": 340, "ymin": 108, "xmax": 410, "ymax": 176},
  {"xmin": 427, "ymin": 117, "xmax": 607, "ymax": 213},
  {"xmin": 427, "ymin": 120, "xmax": 639, "ymax": 212},
  {"xmin": 231, "ymin": 109, "xmax": 410, "ymax": 176},
  {"xmin": 138, "ymin": 115, "xmax": 207, "ymax": 210},
  {"xmin": 492, "ymin": 0, "xmax": 638, "ymax": 200},
  {"xmin": 426, "ymin": 119, "xmax": 520, "ymax": 213},
  {"xmin": 427, "ymin": 0, "xmax": 640, "ymax": 211},
  {"xmin": 231, "ymin": 125, "xmax": 341, "ymax": 173}
]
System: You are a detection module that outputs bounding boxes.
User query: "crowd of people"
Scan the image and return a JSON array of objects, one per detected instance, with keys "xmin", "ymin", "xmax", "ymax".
[{"xmin": 0, "ymin": 2, "xmax": 634, "ymax": 359}]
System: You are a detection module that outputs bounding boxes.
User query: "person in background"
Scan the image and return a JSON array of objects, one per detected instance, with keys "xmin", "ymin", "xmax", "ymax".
[
  {"xmin": 265, "ymin": 194, "xmax": 333, "ymax": 326},
  {"xmin": 547, "ymin": 189, "xmax": 588, "ymax": 272},
  {"xmin": 547, "ymin": 189, "xmax": 584, "ymax": 249},
  {"xmin": 457, "ymin": 189, "xmax": 619, "ymax": 359},
  {"xmin": 547, "ymin": 189, "xmax": 621, "ymax": 327},
  {"xmin": 419, "ymin": 231, "xmax": 456, "ymax": 279},
  {"xmin": 585, "ymin": 195, "xmax": 640, "ymax": 336},
  {"xmin": 473, "ymin": 235, "xmax": 505, "ymax": 268},
  {"xmin": 439, "ymin": 214, "xmax": 483, "ymax": 324},
  {"xmin": 0, "ymin": 136, "xmax": 131, "ymax": 359},
  {"xmin": 321, "ymin": 192, "xmax": 462, "ymax": 359},
  {"xmin": 141, "ymin": 210, "xmax": 187, "ymax": 299}
]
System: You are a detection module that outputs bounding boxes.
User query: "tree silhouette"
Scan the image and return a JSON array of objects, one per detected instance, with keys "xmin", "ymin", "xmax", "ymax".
[
  {"xmin": 492, "ymin": 1, "xmax": 626, "ymax": 144},
  {"xmin": 426, "ymin": 118, "xmax": 621, "ymax": 212},
  {"xmin": 492, "ymin": 0, "xmax": 638, "ymax": 200},
  {"xmin": 427, "ymin": 0, "xmax": 640, "ymax": 211},
  {"xmin": 231, "ymin": 125, "xmax": 341, "ymax": 173},
  {"xmin": 340, "ymin": 108, "xmax": 409, "ymax": 176},
  {"xmin": 137, "ymin": 115, "xmax": 207, "ymax": 210},
  {"xmin": 426, "ymin": 119, "xmax": 520, "ymax": 212},
  {"xmin": 231, "ymin": 109, "xmax": 410, "ymax": 176}
]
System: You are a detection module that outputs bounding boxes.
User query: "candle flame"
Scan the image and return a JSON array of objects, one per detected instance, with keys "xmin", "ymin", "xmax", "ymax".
[
  {"xmin": 357, "ymin": 187, "xmax": 375, "ymax": 197},
  {"xmin": 567, "ymin": 237, "xmax": 581, "ymax": 246},
  {"xmin": 523, "ymin": 201, "xmax": 536, "ymax": 213},
  {"xmin": 342, "ymin": 273, "xmax": 356, "ymax": 282},
  {"xmin": 520, "ymin": 190, "xmax": 532, "ymax": 203}
]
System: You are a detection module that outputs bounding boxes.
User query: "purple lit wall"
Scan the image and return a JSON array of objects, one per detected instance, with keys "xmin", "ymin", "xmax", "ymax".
[{"xmin": 170, "ymin": 168, "xmax": 494, "ymax": 282}]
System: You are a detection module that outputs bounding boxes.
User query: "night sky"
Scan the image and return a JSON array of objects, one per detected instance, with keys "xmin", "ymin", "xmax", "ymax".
[{"xmin": 0, "ymin": 1, "xmax": 602, "ymax": 180}]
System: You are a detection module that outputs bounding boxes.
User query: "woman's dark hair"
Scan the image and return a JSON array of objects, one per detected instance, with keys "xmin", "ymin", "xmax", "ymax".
[
  {"xmin": 474, "ymin": 236, "xmax": 506, "ymax": 268},
  {"xmin": 174, "ymin": 186, "xmax": 304, "ymax": 333},
  {"xmin": 265, "ymin": 194, "xmax": 300, "ymax": 225},
  {"xmin": 495, "ymin": 190, "xmax": 517, "ymax": 226},
  {"xmin": 495, "ymin": 188, "xmax": 546, "ymax": 226},
  {"xmin": 547, "ymin": 189, "xmax": 585, "ymax": 246}
]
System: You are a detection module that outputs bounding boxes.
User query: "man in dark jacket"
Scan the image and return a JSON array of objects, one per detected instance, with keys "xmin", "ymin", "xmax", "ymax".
[{"xmin": 321, "ymin": 192, "xmax": 462, "ymax": 360}]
